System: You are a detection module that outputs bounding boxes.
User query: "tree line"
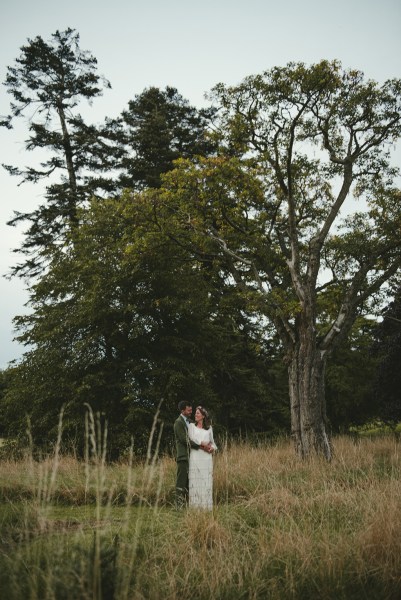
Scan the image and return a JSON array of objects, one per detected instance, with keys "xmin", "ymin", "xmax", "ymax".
[{"xmin": 0, "ymin": 29, "xmax": 400, "ymax": 459}]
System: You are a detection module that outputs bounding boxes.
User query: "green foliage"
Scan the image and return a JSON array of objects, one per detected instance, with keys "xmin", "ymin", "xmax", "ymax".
[
  {"xmin": 167, "ymin": 62, "xmax": 401, "ymax": 351},
  {"xmin": 3, "ymin": 43, "xmax": 401, "ymax": 458},
  {"xmin": 325, "ymin": 318, "xmax": 380, "ymax": 430},
  {"xmin": 153, "ymin": 61, "xmax": 401, "ymax": 458},
  {"xmin": 1, "ymin": 28, "xmax": 120, "ymax": 277},
  {"xmin": 3, "ymin": 192, "xmax": 287, "ymax": 456},
  {"xmin": 119, "ymin": 86, "xmax": 216, "ymax": 189},
  {"xmin": 370, "ymin": 287, "xmax": 401, "ymax": 422},
  {"xmin": 349, "ymin": 419, "xmax": 401, "ymax": 437}
]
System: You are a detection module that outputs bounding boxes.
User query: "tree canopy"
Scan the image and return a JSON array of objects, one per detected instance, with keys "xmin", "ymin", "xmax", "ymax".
[
  {"xmin": 1, "ymin": 28, "xmax": 120, "ymax": 277},
  {"xmin": 118, "ymin": 86, "xmax": 216, "ymax": 189},
  {"xmin": 2, "ymin": 35, "xmax": 400, "ymax": 459},
  {"xmin": 2, "ymin": 192, "xmax": 286, "ymax": 455}
]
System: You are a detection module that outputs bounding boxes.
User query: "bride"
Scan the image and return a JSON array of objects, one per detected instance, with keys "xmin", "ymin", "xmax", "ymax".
[{"xmin": 188, "ymin": 406, "xmax": 217, "ymax": 510}]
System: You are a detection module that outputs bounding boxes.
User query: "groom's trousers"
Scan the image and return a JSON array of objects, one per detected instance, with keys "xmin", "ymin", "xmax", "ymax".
[{"xmin": 176, "ymin": 459, "xmax": 189, "ymax": 509}]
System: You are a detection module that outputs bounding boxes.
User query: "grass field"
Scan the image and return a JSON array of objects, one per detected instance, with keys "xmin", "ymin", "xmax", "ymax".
[{"xmin": 1, "ymin": 434, "xmax": 400, "ymax": 599}]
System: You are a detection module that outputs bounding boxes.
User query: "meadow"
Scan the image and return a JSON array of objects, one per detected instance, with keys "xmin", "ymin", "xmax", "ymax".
[{"xmin": 1, "ymin": 433, "xmax": 400, "ymax": 599}]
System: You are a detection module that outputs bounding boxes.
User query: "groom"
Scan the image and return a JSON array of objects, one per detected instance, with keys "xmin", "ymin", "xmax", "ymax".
[{"xmin": 174, "ymin": 401, "xmax": 207, "ymax": 509}]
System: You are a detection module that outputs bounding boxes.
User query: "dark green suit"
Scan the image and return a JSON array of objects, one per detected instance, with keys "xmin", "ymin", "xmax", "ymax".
[{"xmin": 174, "ymin": 415, "xmax": 200, "ymax": 508}]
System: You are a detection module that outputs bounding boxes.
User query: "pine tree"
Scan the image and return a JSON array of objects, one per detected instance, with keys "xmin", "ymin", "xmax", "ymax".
[
  {"xmin": 118, "ymin": 86, "xmax": 215, "ymax": 190},
  {"xmin": 1, "ymin": 28, "xmax": 121, "ymax": 276}
]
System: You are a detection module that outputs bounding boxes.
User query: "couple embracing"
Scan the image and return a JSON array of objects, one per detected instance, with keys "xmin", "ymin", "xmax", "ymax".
[{"xmin": 174, "ymin": 401, "xmax": 217, "ymax": 510}]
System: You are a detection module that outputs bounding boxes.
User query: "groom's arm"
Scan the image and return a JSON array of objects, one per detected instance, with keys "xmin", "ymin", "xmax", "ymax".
[
  {"xmin": 174, "ymin": 419, "xmax": 203, "ymax": 451},
  {"xmin": 190, "ymin": 439, "xmax": 211, "ymax": 451},
  {"xmin": 174, "ymin": 420, "xmax": 188, "ymax": 446}
]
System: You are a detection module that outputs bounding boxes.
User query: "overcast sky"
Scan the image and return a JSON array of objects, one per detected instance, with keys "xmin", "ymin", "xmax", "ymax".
[{"xmin": 1, "ymin": 0, "xmax": 400, "ymax": 368}]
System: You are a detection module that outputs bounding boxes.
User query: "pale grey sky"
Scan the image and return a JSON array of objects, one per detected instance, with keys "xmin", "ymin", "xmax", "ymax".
[{"xmin": 1, "ymin": 0, "xmax": 400, "ymax": 367}]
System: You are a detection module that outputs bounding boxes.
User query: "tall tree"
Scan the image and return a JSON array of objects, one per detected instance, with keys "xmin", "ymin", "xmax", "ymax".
[
  {"xmin": 118, "ymin": 86, "xmax": 215, "ymax": 189},
  {"xmin": 1, "ymin": 28, "xmax": 121, "ymax": 277},
  {"xmin": 371, "ymin": 287, "xmax": 401, "ymax": 422},
  {"xmin": 3, "ymin": 192, "xmax": 284, "ymax": 455},
  {"xmin": 156, "ymin": 61, "xmax": 401, "ymax": 459}
]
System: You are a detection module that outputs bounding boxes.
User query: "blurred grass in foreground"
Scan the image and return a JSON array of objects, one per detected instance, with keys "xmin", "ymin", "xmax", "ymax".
[{"xmin": 1, "ymin": 434, "xmax": 400, "ymax": 599}]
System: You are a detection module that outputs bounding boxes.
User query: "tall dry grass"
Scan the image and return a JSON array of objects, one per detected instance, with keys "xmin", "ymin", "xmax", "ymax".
[{"xmin": 1, "ymin": 431, "xmax": 400, "ymax": 599}]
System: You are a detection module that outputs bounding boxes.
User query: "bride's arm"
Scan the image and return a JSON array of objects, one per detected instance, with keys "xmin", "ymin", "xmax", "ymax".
[
  {"xmin": 189, "ymin": 423, "xmax": 209, "ymax": 451},
  {"xmin": 209, "ymin": 426, "xmax": 217, "ymax": 451},
  {"xmin": 188, "ymin": 423, "xmax": 202, "ymax": 450}
]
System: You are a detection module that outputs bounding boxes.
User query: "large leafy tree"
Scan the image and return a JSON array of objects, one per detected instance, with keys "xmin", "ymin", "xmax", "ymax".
[
  {"xmin": 3, "ymin": 192, "xmax": 285, "ymax": 455},
  {"xmin": 156, "ymin": 61, "xmax": 401, "ymax": 459},
  {"xmin": 1, "ymin": 28, "xmax": 122, "ymax": 277}
]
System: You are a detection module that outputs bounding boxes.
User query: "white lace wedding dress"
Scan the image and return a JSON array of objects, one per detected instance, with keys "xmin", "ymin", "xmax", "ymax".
[{"xmin": 188, "ymin": 423, "xmax": 217, "ymax": 510}]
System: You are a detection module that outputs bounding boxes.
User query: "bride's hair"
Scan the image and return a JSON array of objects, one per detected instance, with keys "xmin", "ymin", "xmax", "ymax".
[{"xmin": 196, "ymin": 406, "xmax": 211, "ymax": 430}]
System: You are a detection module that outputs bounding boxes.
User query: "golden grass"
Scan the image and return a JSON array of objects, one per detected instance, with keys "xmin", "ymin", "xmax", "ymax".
[{"xmin": 0, "ymin": 434, "xmax": 400, "ymax": 599}]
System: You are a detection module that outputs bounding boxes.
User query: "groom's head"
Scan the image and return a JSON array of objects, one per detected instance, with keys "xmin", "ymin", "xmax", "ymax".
[{"xmin": 178, "ymin": 401, "xmax": 192, "ymax": 418}]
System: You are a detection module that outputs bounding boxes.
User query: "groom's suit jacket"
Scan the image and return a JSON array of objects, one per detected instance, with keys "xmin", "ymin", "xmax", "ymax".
[{"xmin": 174, "ymin": 415, "xmax": 200, "ymax": 462}]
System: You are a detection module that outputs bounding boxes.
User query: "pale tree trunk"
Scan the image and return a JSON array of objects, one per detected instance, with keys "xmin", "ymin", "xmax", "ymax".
[{"xmin": 288, "ymin": 321, "xmax": 332, "ymax": 460}]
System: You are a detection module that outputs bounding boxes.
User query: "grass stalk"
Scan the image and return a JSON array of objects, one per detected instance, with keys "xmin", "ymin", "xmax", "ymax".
[{"xmin": 1, "ymin": 429, "xmax": 401, "ymax": 598}]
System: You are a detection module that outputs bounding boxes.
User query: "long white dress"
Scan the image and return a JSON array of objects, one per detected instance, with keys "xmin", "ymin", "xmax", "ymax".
[{"xmin": 188, "ymin": 423, "xmax": 217, "ymax": 510}]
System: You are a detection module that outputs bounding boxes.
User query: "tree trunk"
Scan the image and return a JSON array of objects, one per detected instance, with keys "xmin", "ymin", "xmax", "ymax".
[
  {"xmin": 57, "ymin": 102, "xmax": 79, "ymax": 227},
  {"xmin": 288, "ymin": 326, "xmax": 332, "ymax": 460}
]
